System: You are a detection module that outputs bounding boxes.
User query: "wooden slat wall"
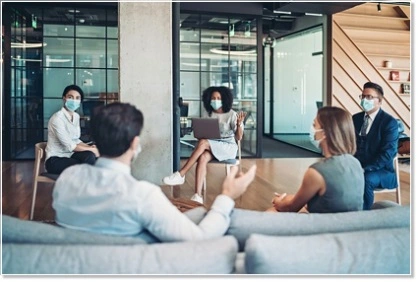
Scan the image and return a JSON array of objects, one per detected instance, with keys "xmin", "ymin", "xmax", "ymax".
[{"xmin": 332, "ymin": 3, "xmax": 410, "ymax": 135}]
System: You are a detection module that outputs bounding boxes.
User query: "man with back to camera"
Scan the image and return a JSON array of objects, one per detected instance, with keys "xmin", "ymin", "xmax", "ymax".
[
  {"xmin": 52, "ymin": 102, "xmax": 257, "ymax": 241},
  {"xmin": 352, "ymin": 82, "xmax": 398, "ymax": 210}
]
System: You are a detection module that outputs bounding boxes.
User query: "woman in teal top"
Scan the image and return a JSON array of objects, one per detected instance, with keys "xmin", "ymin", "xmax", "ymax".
[{"xmin": 268, "ymin": 106, "xmax": 364, "ymax": 213}]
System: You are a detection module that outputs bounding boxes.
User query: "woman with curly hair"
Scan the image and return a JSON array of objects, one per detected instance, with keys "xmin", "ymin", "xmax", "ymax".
[{"xmin": 163, "ymin": 86, "xmax": 246, "ymax": 203}]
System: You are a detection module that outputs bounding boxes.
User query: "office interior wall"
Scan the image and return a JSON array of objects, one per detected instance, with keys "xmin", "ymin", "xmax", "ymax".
[{"xmin": 273, "ymin": 26, "xmax": 323, "ymax": 134}]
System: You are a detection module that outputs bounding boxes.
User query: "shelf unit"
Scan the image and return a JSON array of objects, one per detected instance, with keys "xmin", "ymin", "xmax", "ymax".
[{"xmin": 334, "ymin": 2, "xmax": 411, "ymax": 131}]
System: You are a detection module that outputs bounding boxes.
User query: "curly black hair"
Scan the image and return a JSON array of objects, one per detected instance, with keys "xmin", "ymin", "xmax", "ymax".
[{"xmin": 202, "ymin": 86, "xmax": 233, "ymax": 116}]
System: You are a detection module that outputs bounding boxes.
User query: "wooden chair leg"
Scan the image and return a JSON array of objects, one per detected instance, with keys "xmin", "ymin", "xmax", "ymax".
[
  {"xmin": 30, "ymin": 181, "xmax": 38, "ymax": 220},
  {"xmin": 202, "ymin": 177, "xmax": 207, "ymax": 203},
  {"xmin": 396, "ymin": 187, "xmax": 401, "ymax": 205},
  {"xmin": 395, "ymin": 157, "xmax": 401, "ymax": 205}
]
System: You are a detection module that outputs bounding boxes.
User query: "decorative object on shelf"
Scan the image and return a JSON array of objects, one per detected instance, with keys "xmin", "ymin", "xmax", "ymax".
[
  {"xmin": 390, "ymin": 71, "xmax": 400, "ymax": 81},
  {"xmin": 401, "ymin": 83, "xmax": 410, "ymax": 94},
  {"xmin": 384, "ymin": 60, "xmax": 392, "ymax": 68}
]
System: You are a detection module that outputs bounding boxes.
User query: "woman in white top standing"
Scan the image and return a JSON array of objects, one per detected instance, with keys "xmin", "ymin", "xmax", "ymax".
[
  {"xmin": 45, "ymin": 85, "xmax": 100, "ymax": 174},
  {"xmin": 163, "ymin": 86, "xmax": 246, "ymax": 203}
]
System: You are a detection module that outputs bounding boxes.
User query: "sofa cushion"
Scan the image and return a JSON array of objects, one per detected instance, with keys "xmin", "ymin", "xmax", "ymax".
[
  {"xmin": 371, "ymin": 200, "xmax": 403, "ymax": 209},
  {"xmin": 227, "ymin": 205, "xmax": 410, "ymax": 251},
  {"xmin": 2, "ymin": 236, "xmax": 238, "ymax": 274},
  {"xmin": 2, "ymin": 215, "xmax": 157, "ymax": 245},
  {"xmin": 245, "ymin": 228, "xmax": 410, "ymax": 274}
]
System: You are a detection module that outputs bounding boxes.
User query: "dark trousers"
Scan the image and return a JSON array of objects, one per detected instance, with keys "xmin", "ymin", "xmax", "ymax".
[
  {"xmin": 363, "ymin": 169, "xmax": 397, "ymax": 210},
  {"xmin": 45, "ymin": 151, "xmax": 96, "ymax": 174}
]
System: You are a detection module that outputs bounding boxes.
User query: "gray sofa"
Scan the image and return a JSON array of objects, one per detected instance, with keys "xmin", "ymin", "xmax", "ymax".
[{"xmin": 2, "ymin": 201, "xmax": 410, "ymax": 274}]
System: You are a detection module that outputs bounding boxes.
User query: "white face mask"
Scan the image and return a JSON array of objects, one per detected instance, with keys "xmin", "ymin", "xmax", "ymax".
[
  {"xmin": 210, "ymin": 100, "xmax": 222, "ymax": 110},
  {"xmin": 65, "ymin": 99, "xmax": 81, "ymax": 112},
  {"xmin": 360, "ymin": 98, "xmax": 375, "ymax": 112},
  {"xmin": 309, "ymin": 125, "xmax": 324, "ymax": 149},
  {"xmin": 132, "ymin": 143, "xmax": 142, "ymax": 163}
]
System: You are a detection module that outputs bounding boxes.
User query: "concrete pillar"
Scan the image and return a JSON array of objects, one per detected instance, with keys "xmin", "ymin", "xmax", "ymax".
[{"xmin": 119, "ymin": 2, "xmax": 172, "ymax": 184}]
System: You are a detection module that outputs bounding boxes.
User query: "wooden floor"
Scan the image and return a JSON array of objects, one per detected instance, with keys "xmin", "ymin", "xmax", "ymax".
[{"xmin": 2, "ymin": 158, "xmax": 411, "ymax": 221}]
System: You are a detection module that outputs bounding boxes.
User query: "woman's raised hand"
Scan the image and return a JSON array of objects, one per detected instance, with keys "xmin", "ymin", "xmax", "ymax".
[{"xmin": 236, "ymin": 111, "xmax": 247, "ymax": 126}]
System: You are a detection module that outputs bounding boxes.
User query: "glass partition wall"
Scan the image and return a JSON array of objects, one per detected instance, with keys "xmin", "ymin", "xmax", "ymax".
[
  {"xmin": 266, "ymin": 26, "xmax": 323, "ymax": 153},
  {"xmin": 4, "ymin": 4, "xmax": 118, "ymax": 159},
  {"xmin": 179, "ymin": 13, "xmax": 258, "ymax": 157}
]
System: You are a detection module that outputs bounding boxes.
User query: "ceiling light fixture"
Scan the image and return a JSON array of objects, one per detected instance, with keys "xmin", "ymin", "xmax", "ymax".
[
  {"xmin": 210, "ymin": 48, "xmax": 256, "ymax": 56},
  {"xmin": 11, "ymin": 42, "xmax": 47, "ymax": 48},
  {"xmin": 68, "ymin": 9, "xmax": 80, "ymax": 13},
  {"xmin": 11, "ymin": 57, "xmax": 71, "ymax": 63},
  {"xmin": 181, "ymin": 62, "xmax": 208, "ymax": 67},
  {"xmin": 11, "ymin": 56, "xmax": 42, "ymax": 62},
  {"xmin": 46, "ymin": 58, "xmax": 71, "ymax": 63},
  {"xmin": 305, "ymin": 13, "xmax": 323, "ymax": 17},
  {"xmin": 273, "ymin": 11, "xmax": 291, "ymax": 15}
]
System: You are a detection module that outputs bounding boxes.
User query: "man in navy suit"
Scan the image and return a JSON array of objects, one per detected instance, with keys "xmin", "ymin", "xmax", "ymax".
[{"xmin": 353, "ymin": 82, "xmax": 399, "ymax": 210}]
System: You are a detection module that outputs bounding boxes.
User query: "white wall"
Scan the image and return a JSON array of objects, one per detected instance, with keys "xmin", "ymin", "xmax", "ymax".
[
  {"xmin": 273, "ymin": 27, "xmax": 323, "ymax": 134},
  {"xmin": 119, "ymin": 2, "xmax": 173, "ymax": 184}
]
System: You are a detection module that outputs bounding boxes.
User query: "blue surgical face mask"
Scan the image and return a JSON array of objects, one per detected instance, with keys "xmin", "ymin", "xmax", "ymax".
[
  {"xmin": 210, "ymin": 100, "xmax": 222, "ymax": 110},
  {"xmin": 65, "ymin": 99, "xmax": 81, "ymax": 112},
  {"xmin": 360, "ymin": 98, "xmax": 375, "ymax": 112},
  {"xmin": 309, "ymin": 125, "xmax": 324, "ymax": 149}
]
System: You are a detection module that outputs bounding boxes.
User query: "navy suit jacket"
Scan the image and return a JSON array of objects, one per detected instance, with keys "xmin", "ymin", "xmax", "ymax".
[{"xmin": 353, "ymin": 109, "xmax": 398, "ymax": 187}]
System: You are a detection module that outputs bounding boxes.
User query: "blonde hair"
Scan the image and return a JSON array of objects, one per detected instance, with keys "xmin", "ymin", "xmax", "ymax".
[{"xmin": 317, "ymin": 106, "xmax": 356, "ymax": 155}]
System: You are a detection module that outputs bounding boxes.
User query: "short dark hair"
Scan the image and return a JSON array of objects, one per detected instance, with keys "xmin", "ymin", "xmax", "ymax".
[
  {"xmin": 202, "ymin": 86, "xmax": 233, "ymax": 116},
  {"xmin": 62, "ymin": 85, "xmax": 84, "ymax": 101},
  {"xmin": 90, "ymin": 103, "xmax": 144, "ymax": 157},
  {"xmin": 363, "ymin": 82, "xmax": 384, "ymax": 96}
]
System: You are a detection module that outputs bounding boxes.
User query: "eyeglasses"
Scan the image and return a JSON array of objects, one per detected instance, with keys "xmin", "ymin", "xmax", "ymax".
[{"xmin": 359, "ymin": 94, "xmax": 379, "ymax": 100}]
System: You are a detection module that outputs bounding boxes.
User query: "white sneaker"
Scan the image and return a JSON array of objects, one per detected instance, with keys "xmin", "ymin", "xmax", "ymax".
[
  {"xmin": 190, "ymin": 193, "xmax": 203, "ymax": 204},
  {"xmin": 162, "ymin": 171, "xmax": 185, "ymax": 185}
]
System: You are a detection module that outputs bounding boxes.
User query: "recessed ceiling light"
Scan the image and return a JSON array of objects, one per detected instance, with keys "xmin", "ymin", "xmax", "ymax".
[
  {"xmin": 68, "ymin": 9, "xmax": 80, "ymax": 13},
  {"xmin": 273, "ymin": 11, "xmax": 291, "ymax": 15}
]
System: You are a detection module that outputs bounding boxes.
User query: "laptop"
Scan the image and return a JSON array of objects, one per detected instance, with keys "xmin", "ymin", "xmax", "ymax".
[{"xmin": 191, "ymin": 118, "xmax": 221, "ymax": 139}]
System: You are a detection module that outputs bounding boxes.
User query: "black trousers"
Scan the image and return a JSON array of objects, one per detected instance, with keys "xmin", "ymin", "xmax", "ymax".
[{"xmin": 45, "ymin": 151, "xmax": 97, "ymax": 174}]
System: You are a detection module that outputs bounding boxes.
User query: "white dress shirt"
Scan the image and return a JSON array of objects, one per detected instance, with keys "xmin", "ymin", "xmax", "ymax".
[
  {"xmin": 45, "ymin": 107, "xmax": 82, "ymax": 160},
  {"xmin": 52, "ymin": 158, "xmax": 235, "ymax": 242}
]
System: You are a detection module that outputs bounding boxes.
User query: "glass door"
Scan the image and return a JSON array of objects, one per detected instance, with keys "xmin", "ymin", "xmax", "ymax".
[{"xmin": 271, "ymin": 26, "xmax": 324, "ymax": 152}]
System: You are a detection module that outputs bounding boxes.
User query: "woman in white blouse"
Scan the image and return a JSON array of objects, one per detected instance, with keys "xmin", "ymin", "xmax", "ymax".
[
  {"xmin": 45, "ymin": 85, "xmax": 99, "ymax": 174},
  {"xmin": 163, "ymin": 86, "xmax": 246, "ymax": 203}
]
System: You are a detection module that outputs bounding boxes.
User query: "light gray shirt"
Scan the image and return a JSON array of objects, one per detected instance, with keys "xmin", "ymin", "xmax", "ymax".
[
  {"xmin": 45, "ymin": 107, "xmax": 82, "ymax": 160},
  {"xmin": 52, "ymin": 158, "xmax": 235, "ymax": 242},
  {"xmin": 204, "ymin": 110, "xmax": 243, "ymax": 139}
]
